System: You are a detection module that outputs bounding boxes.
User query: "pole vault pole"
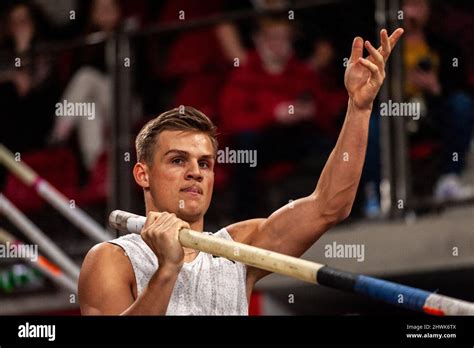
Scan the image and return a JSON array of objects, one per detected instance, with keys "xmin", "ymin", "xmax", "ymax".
[{"xmin": 109, "ymin": 210, "xmax": 474, "ymax": 316}]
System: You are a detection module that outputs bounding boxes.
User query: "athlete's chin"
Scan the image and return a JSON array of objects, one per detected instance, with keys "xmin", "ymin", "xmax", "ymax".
[{"xmin": 178, "ymin": 205, "xmax": 207, "ymax": 222}]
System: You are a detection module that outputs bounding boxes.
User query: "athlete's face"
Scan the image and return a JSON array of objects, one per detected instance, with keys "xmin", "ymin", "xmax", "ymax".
[{"xmin": 135, "ymin": 130, "xmax": 215, "ymax": 224}]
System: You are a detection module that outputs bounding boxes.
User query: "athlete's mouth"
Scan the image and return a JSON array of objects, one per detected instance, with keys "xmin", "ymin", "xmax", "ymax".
[{"xmin": 180, "ymin": 185, "xmax": 203, "ymax": 195}]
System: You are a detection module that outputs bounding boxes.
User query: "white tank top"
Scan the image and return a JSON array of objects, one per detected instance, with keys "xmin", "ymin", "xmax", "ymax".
[{"xmin": 109, "ymin": 228, "xmax": 248, "ymax": 315}]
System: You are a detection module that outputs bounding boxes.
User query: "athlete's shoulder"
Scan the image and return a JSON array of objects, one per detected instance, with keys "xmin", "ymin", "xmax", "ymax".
[
  {"xmin": 80, "ymin": 241, "xmax": 133, "ymax": 279},
  {"xmin": 79, "ymin": 242, "xmax": 135, "ymax": 315}
]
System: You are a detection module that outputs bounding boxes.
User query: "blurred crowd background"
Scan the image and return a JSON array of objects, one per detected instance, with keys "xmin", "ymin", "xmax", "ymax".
[{"xmin": 0, "ymin": 0, "xmax": 473, "ymax": 312}]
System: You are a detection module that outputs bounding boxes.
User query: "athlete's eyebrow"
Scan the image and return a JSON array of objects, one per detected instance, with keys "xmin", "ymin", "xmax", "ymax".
[
  {"xmin": 199, "ymin": 154, "xmax": 215, "ymax": 161},
  {"xmin": 163, "ymin": 149, "xmax": 189, "ymax": 157},
  {"xmin": 164, "ymin": 149, "xmax": 214, "ymax": 160}
]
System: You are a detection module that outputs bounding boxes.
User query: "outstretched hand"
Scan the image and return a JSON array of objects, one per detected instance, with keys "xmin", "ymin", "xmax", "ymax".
[{"xmin": 344, "ymin": 28, "xmax": 404, "ymax": 111}]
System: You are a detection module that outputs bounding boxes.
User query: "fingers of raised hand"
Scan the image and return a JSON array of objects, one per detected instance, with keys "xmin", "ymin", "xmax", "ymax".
[
  {"xmin": 365, "ymin": 40, "xmax": 384, "ymax": 68},
  {"xmin": 375, "ymin": 28, "xmax": 403, "ymax": 62},
  {"xmin": 380, "ymin": 29, "xmax": 391, "ymax": 60},
  {"xmin": 349, "ymin": 36, "xmax": 364, "ymax": 63},
  {"xmin": 358, "ymin": 57, "xmax": 383, "ymax": 83},
  {"xmin": 389, "ymin": 28, "xmax": 404, "ymax": 48},
  {"xmin": 350, "ymin": 28, "xmax": 403, "ymax": 66}
]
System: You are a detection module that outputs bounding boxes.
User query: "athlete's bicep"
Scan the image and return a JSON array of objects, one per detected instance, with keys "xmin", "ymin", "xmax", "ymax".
[
  {"xmin": 79, "ymin": 242, "xmax": 135, "ymax": 315},
  {"xmin": 228, "ymin": 195, "xmax": 334, "ymax": 282}
]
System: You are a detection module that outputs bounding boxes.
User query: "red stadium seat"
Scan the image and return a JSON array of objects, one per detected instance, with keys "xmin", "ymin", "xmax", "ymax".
[
  {"xmin": 75, "ymin": 151, "xmax": 108, "ymax": 206},
  {"xmin": 4, "ymin": 147, "xmax": 80, "ymax": 213}
]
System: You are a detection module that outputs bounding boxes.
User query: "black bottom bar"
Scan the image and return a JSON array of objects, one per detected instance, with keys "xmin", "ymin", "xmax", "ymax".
[{"xmin": 1, "ymin": 316, "xmax": 473, "ymax": 345}]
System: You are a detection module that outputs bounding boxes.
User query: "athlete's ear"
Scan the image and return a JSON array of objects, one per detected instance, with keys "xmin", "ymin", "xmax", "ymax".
[{"xmin": 133, "ymin": 162, "xmax": 150, "ymax": 189}]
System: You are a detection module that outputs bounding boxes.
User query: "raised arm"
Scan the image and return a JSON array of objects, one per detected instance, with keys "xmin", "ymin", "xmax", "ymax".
[{"xmin": 229, "ymin": 29, "xmax": 404, "ymax": 281}]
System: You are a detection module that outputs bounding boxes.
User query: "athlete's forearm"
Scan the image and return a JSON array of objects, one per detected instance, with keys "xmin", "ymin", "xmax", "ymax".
[
  {"xmin": 120, "ymin": 264, "xmax": 180, "ymax": 315},
  {"xmin": 313, "ymin": 98, "xmax": 372, "ymax": 221}
]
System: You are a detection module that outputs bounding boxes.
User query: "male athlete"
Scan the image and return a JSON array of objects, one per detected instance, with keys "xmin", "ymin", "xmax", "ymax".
[{"xmin": 79, "ymin": 28, "xmax": 404, "ymax": 315}]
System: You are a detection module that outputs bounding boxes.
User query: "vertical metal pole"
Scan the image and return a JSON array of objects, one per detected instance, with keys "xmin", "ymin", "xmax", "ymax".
[
  {"xmin": 107, "ymin": 32, "xmax": 133, "ymax": 222},
  {"xmin": 375, "ymin": 0, "xmax": 394, "ymax": 217},
  {"xmin": 106, "ymin": 36, "xmax": 118, "ymax": 223},
  {"xmin": 117, "ymin": 32, "xmax": 133, "ymax": 213},
  {"xmin": 389, "ymin": 0, "xmax": 409, "ymax": 216}
]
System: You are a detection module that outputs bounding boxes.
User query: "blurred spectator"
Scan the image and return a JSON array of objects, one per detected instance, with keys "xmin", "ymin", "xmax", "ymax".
[
  {"xmin": 220, "ymin": 16, "xmax": 319, "ymax": 133},
  {"xmin": 307, "ymin": 37, "xmax": 347, "ymax": 138},
  {"xmin": 424, "ymin": 0, "xmax": 474, "ymax": 95},
  {"xmin": 220, "ymin": 15, "xmax": 333, "ymax": 219},
  {"xmin": 155, "ymin": 0, "xmax": 246, "ymax": 121},
  {"xmin": 402, "ymin": 0, "xmax": 473, "ymax": 202},
  {"xmin": 0, "ymin": 1, "xmax": 59, "ymax": 153},
  {"xmin": 362, "ymin": 0, "xmax": 474, "ymax": 217},
  {"xmin": 49, "ymin": 0, "xmax": 123, "ymax": 170}
]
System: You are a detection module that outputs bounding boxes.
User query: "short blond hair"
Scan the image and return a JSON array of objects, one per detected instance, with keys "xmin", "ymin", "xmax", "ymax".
[{"xmin": 135, "ymin": 106, "xmax": 218, "ymax": 165}]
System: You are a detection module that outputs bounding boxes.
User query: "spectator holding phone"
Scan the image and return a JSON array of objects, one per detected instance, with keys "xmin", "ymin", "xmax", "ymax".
[{"xmin": 220, "ymin": 15, "xmax": 332, "ymax": 219}]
